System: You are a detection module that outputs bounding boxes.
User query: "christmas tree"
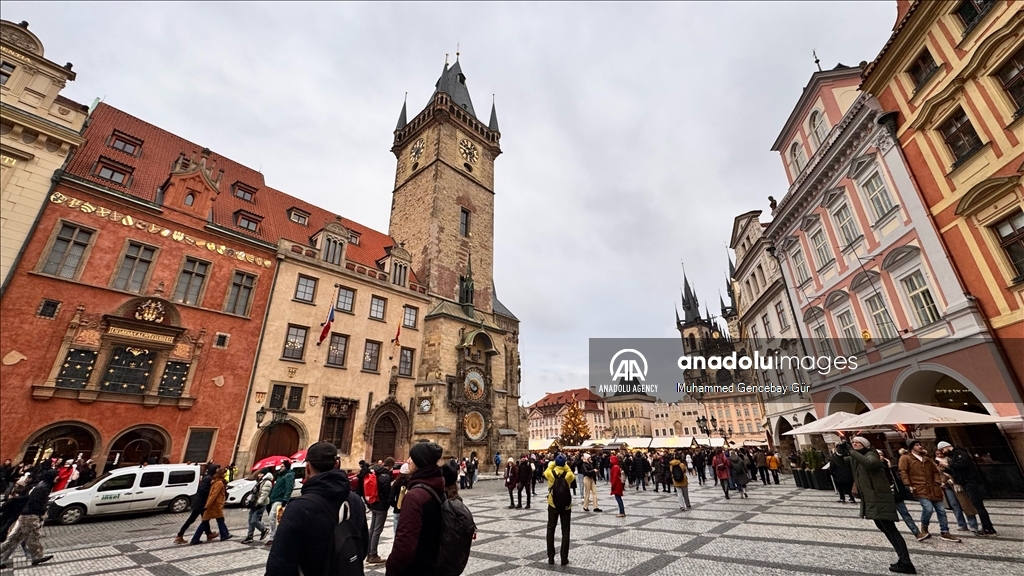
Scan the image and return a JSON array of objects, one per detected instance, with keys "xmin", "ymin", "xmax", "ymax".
[{"xmin": 560, "ymin": 394, "xmax": 591, "ymax": 446}]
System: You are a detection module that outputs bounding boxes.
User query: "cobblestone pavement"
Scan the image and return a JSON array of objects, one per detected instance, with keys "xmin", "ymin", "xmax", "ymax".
[{"xmin": 2, "ymin": 474, "xmax": 1022, "ymax": 575}]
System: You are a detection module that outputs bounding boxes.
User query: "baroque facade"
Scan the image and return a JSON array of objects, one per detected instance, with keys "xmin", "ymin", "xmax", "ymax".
[{"xmin": 0, "ymin": 20, "xmax": 87, "ymax": 291}]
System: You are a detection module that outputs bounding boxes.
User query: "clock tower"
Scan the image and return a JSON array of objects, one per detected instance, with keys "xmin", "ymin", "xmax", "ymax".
[{"xmin": 389, "ymin": 58, "xmax": 525, "ymax": 461}]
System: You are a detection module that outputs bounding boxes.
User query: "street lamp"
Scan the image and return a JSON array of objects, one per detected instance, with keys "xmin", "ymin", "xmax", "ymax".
[{"xmin": 255, "ymin": 405, "xmax": 288, "ymax": 429}]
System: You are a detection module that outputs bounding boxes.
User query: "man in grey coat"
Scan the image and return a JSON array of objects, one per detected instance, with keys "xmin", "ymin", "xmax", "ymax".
[{"xmin": 849, "ymin": 437, "xmax": 915, "ymax": 575}]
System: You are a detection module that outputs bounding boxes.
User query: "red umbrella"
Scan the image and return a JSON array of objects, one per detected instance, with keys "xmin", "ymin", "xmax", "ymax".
[
  {"xmin": 251, "ymin": 455, "xmax": 290, "ymax": 471},
  {"xmin": 290, "ymin": 450, "xmax": 306, "ymax": 462}
]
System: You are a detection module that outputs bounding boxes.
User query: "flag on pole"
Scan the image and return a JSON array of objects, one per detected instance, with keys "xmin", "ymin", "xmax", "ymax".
[
  {"xmin": 391, "ymin": 324, "xmax": 401, "ymax": 348},
  {"xmin": 318, "ymin": 306, "xmax": 335, "ymax": 346}
]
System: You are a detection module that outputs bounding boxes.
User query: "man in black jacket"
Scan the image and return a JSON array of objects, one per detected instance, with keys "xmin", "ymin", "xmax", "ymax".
[
  {"xmin": 946, "ymin": 443, "xmax": 996, "ymax": 536},
  {"xmin": 174, "ymin": 464, "xmax": 218, "ymax": 544},
  {"xmin": 0, "ymin": 469, "xmax": 56, "ymax": 568},
  {"xmin": 516, "ymin": 455, "xmax": 532, "ymax": 509},
  {"xmin": 266, "ymin": 442, "xmax": 368, "ymax": 576}
]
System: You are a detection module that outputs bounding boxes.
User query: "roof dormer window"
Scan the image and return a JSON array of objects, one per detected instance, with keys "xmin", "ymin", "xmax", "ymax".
[
  {"xmin": 348, "ymin": 232, "xmax": 360, "ymax": 245},
  {"xmin": 233, "ymin": 182, "xmax": 256, "ymax": 202},
  {"xmin": 109, "ymin": 132, "xmax": 143, "ymax": 157},
  {"xmin": 289, "ymin": 208, "xmax": 309, "ymax": 226},
  {"xmin": 236, "ymin": 211, "xmax": 262, "ymax": 232}
]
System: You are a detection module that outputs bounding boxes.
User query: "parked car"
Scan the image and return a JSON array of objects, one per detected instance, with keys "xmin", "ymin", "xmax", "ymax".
[
  {"xmin": 348, "ymin": 460, "xmax": 405, "ymax": 487},
  {"xmin": 47, "ymin": 464, "xmax": 201, "ymax": 525},
  {"xmin": 226, "ymin": 461, "xmax": 305, "ymax": 507}
]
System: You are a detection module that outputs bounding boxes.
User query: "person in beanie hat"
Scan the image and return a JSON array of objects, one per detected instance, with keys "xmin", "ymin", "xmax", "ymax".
[
  {"xmin": 386, "ymin": 442, "xmax": 444, "ymax": 576},
  {"xmin": 942, "ymin": 441, "xmax": 997, "ymax": 536},
  {"xmin": 899, "ymin": 439, "xmax": 960, "ymax": 543},
  {"xmin": 848, "ymin": 438, "xmax": 915, "ymax": 574},
  {"xmin": 543, "ymin": 454, "xmax": 575, "ymax": 566},
  {"xmin": 266, "ymin": 442, "xmax": 368, "ymax": 576}
]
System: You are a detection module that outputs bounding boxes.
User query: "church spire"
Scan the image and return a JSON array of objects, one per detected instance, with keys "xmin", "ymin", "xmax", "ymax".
[
  {"xmin": 681, "ymin": 271, "xmax": 700, "ymax": 324},
  {"xmin": 432, "ymin": 56, "xmax": 476, "ymax": 117},
  {"xmin": 395, "ymin": 93, "xmax": 408, "ymax": 131},
  {"xmin": 488, "ymin": 95, "xmax": 499, "ymax": 131},
  {"xmin": 727, "ymin": 251, "xmax": 736, "ymax": 279}
]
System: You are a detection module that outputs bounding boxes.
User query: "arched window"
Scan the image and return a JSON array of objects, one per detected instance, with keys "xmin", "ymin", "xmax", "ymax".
[
  {"xmin": 810, "ymin": 111, "xmax": 828, "ymax": 147},
  {"xmin": 629, "ymin": 409, "xmax": 634, "ymax": 418},
  {"xmin": 631, "ymin": 425, "xmax": 636, "ymax": 435},
  {"xmin": 790, "ymin": 142, "xmax": 806, "ymax": 174},
  {"xmin": 184, "ymin": 193, "xmax": 195, "ymax": 206}
]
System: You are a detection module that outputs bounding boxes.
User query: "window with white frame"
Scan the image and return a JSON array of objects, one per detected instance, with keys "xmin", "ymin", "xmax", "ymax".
[
  {"xmin": 792, "ymin": 249, "xmax": 811, "ymax": 284},
  {"xmin": 790, "ymin": 142, "xmax": 807, "ymax": 175},
  {"xmin": 836, "ymin": 310, "xmax": 864, "ymax": 353},
  {"xmin": 833, "ymin": 204, "xmax": 859, "ymax": 247},
  {"xmin": 864, "ymin": 293, "xmax": 898, "ymax": 342},
  {"xmin": 862, "ymin": 173, "xmax": 895, "ymax": 221},
  {"xmin": 902, "ymin": 271, "xmax": 940, "ymax": 326},
  {"xmin": 811, "ymin": 230, "xmax": 832, "ymax": 268},
  {"xmin": 813, "ymin": 324, "xmax": 833, "ymax": 356},
  {"xmin": 809, "ymin": 111, "xmax": 829, "ymax": 147}
]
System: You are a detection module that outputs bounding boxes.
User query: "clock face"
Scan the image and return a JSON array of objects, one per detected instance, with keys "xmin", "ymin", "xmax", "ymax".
[
  {"xmin": 410, "ymin": 138, "xmax": 425, "ymax": 162},
  {"xmin": 459, "ymin": 139, "xmax": 478, "ymax": 163},
  {"xmin": 712, "ymin": 331, "xmax": 721, "ymax": 339},
  {"xmin": 419, "ymin": 398, "xmax": 432, "ymax": 413},
  {"xmin": 464, "ymin": 369, "xmax": 485, "ymax": 401}
]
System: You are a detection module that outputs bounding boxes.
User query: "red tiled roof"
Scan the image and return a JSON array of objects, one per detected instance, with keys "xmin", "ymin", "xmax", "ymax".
[
  {"xmin": 530, "ymin": 388, "xmax": 605, "ymax": 409},
  {"xmin": 65, "ymin": 103, "xmax": 412, "ymax": 278}
]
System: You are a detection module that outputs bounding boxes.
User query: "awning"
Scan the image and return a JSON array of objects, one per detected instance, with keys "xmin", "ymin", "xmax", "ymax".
[
  {"xmin": 833, "ymin": 402, "xmax": 1021, "ymax": 431},
  {"xmin": 742, "ymin": 439, "xmax": 769, "ymax": 447},
  {"xmin": 783, "ymin": 412, "xmax": 857, "ymax": 436}
]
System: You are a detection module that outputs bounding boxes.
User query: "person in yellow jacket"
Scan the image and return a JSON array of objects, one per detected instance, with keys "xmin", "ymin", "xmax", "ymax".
[
  {"xmin": 542, "ymin": 454, "xmax": 576, "ymax": 566},
  {"xmin": 668, "ymin": 452, "xmax": 691, "ymax": 510},
  {"xmin": 766, "ymin": 452, "xmax": 781, "ymax": 485}
]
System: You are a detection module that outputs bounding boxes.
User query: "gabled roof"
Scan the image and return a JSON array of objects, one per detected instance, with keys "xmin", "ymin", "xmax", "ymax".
[
  {"xmin": 530, "ymin": 388, "xmax": 604, "ymax": 409},
  {"xmin": 492, "ymin": 286, "xmax": 518, "ymax": 320},
  {"xmin": 65, "ymin": 103, "xmax": 412, "ymax": 277},
  {"xmin": 771, "ymin": 65, "xmax": 864, "ymax": 151},
  {"xmin": 728, "ymin": 210, "xmax": 762, "ymax": 250}
]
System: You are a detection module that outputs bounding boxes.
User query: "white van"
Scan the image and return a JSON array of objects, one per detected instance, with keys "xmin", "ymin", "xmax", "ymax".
[
  {"xmin": 226, "ymin": 461, "xmax": 305, "ymax": 507},
  {"xmin": 47, "ymin": 463, "xmax": 201, "ymax": 525}
]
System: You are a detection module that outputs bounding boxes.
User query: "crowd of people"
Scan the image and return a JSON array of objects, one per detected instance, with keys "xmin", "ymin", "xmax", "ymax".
[{"xmin": 0, "ymin": 437, "xmax": 1005, "ymax": 575}]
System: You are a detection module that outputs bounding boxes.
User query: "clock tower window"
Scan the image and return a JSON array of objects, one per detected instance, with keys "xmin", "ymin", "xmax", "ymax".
[{"xmin": 460, "ymin": 208, "xmax": 470, "ymax": 237}]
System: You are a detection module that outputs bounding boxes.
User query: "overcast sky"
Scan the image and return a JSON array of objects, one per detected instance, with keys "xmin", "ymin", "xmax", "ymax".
[{"xmin": 8, "ymin": 1, "xmax": 897, "ymax": 405}]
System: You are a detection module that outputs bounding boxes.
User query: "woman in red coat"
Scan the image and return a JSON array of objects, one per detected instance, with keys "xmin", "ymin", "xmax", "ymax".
[
  {"xmin": 712, "ymin": 449, "xmax": 732, "ymax": 499},
  {"xmin": 53, "ymin": 463, "xmax": 73, "ymax": 492},
  {"xmin": 610, "ymin": 455, "xmax": 625, "ymax": 517}
]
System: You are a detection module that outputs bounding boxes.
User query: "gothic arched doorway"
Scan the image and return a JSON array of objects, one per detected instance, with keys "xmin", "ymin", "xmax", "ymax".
[
  {"xmin": 371, "ymin": 415, "xmax": 397, "ymax": 463},
  {"xmin": 22, "ymin": 423, "xmax": 98, "ymax": 465},
  {"xmin": 109, "ymin": 426, "xmax": 168, "ymax": 469},
  {"xmin": 255, "ymin": 423, "xmax": 300, "ymax": 462}
]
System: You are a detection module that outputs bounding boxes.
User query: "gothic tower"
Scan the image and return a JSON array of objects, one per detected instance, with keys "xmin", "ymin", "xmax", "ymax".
[{"xmin": 388, "ymin": 58, "xmax": 524, "ymax": 459}]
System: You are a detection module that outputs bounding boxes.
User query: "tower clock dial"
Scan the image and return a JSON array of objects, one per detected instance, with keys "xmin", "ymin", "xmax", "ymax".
[
  {"xmin": 410, "ymin": 138, "xmax": 425, "ymax": 161},
  {"xmin": 459, "ymin": 139, "xmax": 478, "ymax": 163},
  {"xmin": 464, "ymin": 369, "xmax": 485, "ymax": 401},
  {"xmin": 419, "ymin": 398, "xmax": 432, "ymax": 413}
]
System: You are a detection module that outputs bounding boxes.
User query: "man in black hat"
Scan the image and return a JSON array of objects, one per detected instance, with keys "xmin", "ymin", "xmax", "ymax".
[
  {"xmin": 386, "ymin": 442, "xmax": 444, "ymax": 576},
  {"xmin": 266, "ymin": 442, "xmax": 368, "ymax": 576}
]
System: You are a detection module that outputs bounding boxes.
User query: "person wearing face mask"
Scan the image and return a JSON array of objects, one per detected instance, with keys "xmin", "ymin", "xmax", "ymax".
[{"xmin": 848, "ymin": 437, "xmax": 915, "ymax": 575}]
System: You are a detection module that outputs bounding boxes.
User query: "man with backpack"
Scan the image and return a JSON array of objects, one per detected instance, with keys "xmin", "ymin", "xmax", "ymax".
[
  {"xmin": 365, "ymin": 457, "xmax": 394, "ymax": 566},
  {"xmin": 242, "ymin": 468, "xmax": 274, "ymax": 543},
  {"xmin": 543, "ymin": 454, "xmax": 575, "ymax": 566},
  {"xmin": 386, "ymin": 442, "xmax": 446, "ymax": 576},
  {"xmin": 669, "ymin": 452, "xmax": 691, "ymax": 510},
  {"xmin": 266, "ymin": 442, "xmax": 368, "ymax": 576}
]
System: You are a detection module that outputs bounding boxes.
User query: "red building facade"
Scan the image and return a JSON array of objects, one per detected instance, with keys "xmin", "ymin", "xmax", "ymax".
[{"xmin": 0, "ymin": 103, "xmax": 279, "ymax": 469}]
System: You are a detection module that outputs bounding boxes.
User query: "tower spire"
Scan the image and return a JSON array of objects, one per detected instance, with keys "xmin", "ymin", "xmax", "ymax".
[
  {"xmin": 489, "ymin": 94, "xmax": 499, "ymax": 131},
  {"xmin": 395, "ymin": 92, "xmax": 408, "ymax": 131}
]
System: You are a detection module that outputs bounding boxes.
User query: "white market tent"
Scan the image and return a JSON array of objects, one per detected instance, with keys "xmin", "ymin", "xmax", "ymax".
[
  {"xmin": 649, "ymin": 436, "xmax": 683, "ymax": 449},
  {"xmin": 614, "ymin": 437, "xmax": 653, "ymax": 450},
  {"xmin": 782, "ymin": 411, "xmax": 858, "ymax": 436},
  {"xmin": 529, "ymin": 438, "xmax": 559, "ymax": 452},
  {"xmin": 831, "ymin": 402, "xmax": 1020, "ymax": 431}
]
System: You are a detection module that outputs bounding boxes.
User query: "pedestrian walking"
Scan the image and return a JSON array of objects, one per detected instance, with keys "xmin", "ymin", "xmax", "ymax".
[
  {"xmin": 766, "ymin": 452, "xmax": 780, "ymax": 484},
  {"xmin": 385, "ymin": 442, "xmax": 445, "ymax": 576},
  {"xmin": 712, "ymin": 449, "xmax": 731, "ymax": 499},
  {"xmin": 880, "ymin": 452, "xmax": 921, "ymax": 538},
  {"xmin": 516, "ymin": 455, "xmax": 532, "ymax": 509},
  {"xmin": 830, "ymin": 444, "xmax": 857, "ymax": 504},
  {"xmin": 668, "ymin": 452, "xmax": 690, "ymax": 509},
  {"xmin": 849, "ymin": 437, "xmax": 916, "ymax": 574},
  {"xmin": 504, "ymin": 460, "xmax": 518, "ymax": 508},
  {"xmin": 175, "ymin": 463, "xmax": 218, "ymax": 544},
  {"xmin": 693, "ymin": 450, "xmax": 706, "ymax": 486},
  {"xmin": 265, "ymin": 460, "xmax": 295, "ymax": 547},
  {"xmin": 729, "ymin": 451, "xmax": 749, "ymax": 498},
  {"xmin": 945, "ymin": 441, "xmax": 997, "ymax": 536},
  {"xmin": 366, "ymin": 457, "xmax": 394, "ymax": 566},
  {"xmin": 934, "ymin": 442, "xmax": 977, "ymax": 533},
  {"xmin": 266, "ymin": 442, "xmax": 368, "ymax": 576},
  {"xmin": 610, "ymin": 455, "xmax": 625, "ymax": 517},
  {"xmin": 755, "ymin": 449, "xmax": 769, "ymax": 485},
  {"xmin": 242, "ymin": 468, "xmax": 273, "ymax": 543},
  {"xmin": 899, "ymin": 439, "xmax": 961, "ymax": 543},
  {"xmin": 0, "ymin": 469, "xmax": 56, "ymax": 568},
  {"xmin": 190, "ymin": 468, "xmax": 231, "ymax": 544},
  {"xmin": 494, "ymin": 452, "xmax": 502, "ymax": 476},
  {"xmin": 543, "ymin": 455, "xmax": 575, "ymax": 566}
]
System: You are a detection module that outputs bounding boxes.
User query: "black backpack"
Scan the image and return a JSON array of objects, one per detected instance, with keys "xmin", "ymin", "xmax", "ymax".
[
  {"xmin": 415, "ymin": 484, "xmax": 475, "ymax": 576},
  {"xmin": 671, "ymin": 463, "xmax": 684, "ymax": 482},
  {"xmin": 550, "ymin": 471, "xmax": 572, "ymax": 511},
  {"xmin": 304, "ymin": 493, "xmax": 366, "ymax": 576}
]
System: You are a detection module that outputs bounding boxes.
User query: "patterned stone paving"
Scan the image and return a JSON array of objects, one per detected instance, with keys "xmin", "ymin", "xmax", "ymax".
[{"xmin": 2, "ymin": 474, "xmax": 1022, "ymax": 575}]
